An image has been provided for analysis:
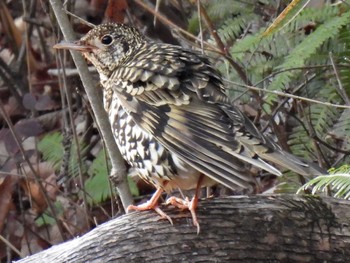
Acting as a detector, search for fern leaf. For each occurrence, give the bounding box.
[85,150,111,204]
[329,109,350,151]
[38,132,87,178]
[288,101,339,159]
[298,165,350,198]
[299,173,350,199]
[85,150,139,204]
[207,0,255,19]
[38,132,63,169]
[218,14,257,43]
[338,28,350,94]
[265,9,350,109]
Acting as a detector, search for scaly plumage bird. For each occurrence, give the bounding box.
[54,23,322,232]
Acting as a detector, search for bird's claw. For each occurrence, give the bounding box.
[166,196,200,234]
[127,203,173,225]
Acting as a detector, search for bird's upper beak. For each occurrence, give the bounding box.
[53,40,96,52]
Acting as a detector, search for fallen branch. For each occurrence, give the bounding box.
[16,195,350,262]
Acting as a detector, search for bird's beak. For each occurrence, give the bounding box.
[53,40,96,52]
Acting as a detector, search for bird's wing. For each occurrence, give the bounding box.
[116,90,283,190]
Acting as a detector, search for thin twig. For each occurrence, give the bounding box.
[261,73,318,132]
[254,63,349,87]
[0,58,25,108]
[49,0,133,211]
[0,100,66,240]
[225,79,350,110]
[0,235,23,258]
[197,0,204,53]
[64,9,95,28]
[56,51,91,227]
[313,135,350,156]
[48,66,96,76]
[133,0,220,53]
[297,102,326,168]
[196,1,252,86]
[329,52,350,105]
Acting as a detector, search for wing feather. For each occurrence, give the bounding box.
[109,42,320,191]
[119,94,281,189]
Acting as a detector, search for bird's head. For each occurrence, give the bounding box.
[54,23,145,78]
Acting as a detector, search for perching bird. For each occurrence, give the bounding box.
[54,23,322,232]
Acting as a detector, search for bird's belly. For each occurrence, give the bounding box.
[164,173,216,192]
[108,100,212,191]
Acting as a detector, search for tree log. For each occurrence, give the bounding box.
[16,195,350,262]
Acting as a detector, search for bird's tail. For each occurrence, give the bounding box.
[258,150,325,176]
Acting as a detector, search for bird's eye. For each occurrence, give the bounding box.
[101,35,113,46]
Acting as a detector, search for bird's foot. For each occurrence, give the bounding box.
[127,202,173,225]
[127,187,173,225]
[166,196,200,234]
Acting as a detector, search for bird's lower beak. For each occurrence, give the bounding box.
[53,40,95,52]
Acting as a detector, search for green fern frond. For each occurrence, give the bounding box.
[328,109,350,151]
[85,150,111,204]
[38,132,64,170]
[85,150,139,205]
[338,28,350,94]
[218,14,258,43]
[206,0,255,20]
[207,1,350,193]
[298,165,350,199]
[189,0,257,34]
[38,132,87,178]
[265,10,350,109]
[288,102,340,159]
[230,32,263,61]
[288,127,313,159]
[275,171,305,194]
[311,104,339,136]
[288,5,339,29]
[328,165,350,174]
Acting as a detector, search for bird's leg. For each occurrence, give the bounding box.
[127,183,173,225]
[166,175,204,233]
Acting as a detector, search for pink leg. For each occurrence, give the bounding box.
[127,187,173,225]
[166,175,204,233]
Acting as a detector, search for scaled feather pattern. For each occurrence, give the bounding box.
[64,23,322,192]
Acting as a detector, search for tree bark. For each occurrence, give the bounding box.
[16,195,350,263]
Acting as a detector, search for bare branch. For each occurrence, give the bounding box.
[15,195,350,263]
[49,0,133,210]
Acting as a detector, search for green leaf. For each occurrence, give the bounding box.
[35,201,63,226]
[266,9,350,108]
[38,132,87,178]
[298,165,350,199]
[85,150,140,204]
[85,150,111,204]
[38,132,63,170]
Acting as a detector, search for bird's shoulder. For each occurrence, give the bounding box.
[106,42,230,107]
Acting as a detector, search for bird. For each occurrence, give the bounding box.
[54,23,322,232]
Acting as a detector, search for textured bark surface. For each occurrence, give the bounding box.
[16,195,350,263]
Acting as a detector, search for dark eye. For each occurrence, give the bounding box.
[101,35,113,45]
